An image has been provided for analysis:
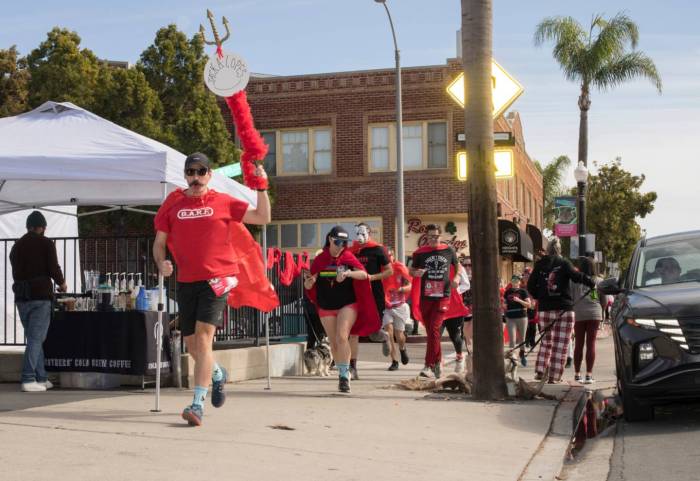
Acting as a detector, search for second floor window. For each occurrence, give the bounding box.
[369,121,448,172]
[260,127,333,176]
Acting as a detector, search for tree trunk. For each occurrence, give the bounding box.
[577,84,591,167]
[462,0,506,400]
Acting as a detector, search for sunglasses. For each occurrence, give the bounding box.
[185,167,209,177]
[331,238,348,247]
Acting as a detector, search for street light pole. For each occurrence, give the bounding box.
[375,0,405,263]
[573,161,588,257]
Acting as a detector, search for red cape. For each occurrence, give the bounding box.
[349,239,384,255]
[306,247,380,336]
[410,244,469,324]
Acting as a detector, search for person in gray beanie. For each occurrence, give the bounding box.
[10,211,67,392]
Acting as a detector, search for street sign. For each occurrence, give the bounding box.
[446,59,524,118]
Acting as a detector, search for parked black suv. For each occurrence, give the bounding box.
[599,230,700,421]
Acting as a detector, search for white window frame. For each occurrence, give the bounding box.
[265,218,383,251]
[264,127,333,176]
[368,120,448,172]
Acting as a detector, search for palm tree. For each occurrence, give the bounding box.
[535,155,572,230]
[534,13,662,167]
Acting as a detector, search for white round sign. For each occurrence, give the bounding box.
[203,51,250,97]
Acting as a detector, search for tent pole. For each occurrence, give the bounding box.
[262,227,271,390]
[152,182,167,413]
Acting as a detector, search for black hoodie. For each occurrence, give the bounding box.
[527,255,594,311]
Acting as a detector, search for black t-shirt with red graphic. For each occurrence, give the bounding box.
[355,245,390,314]
[411,246,458,299]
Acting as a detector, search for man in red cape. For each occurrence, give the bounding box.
[154,152,278,426]
[409,224,468,378]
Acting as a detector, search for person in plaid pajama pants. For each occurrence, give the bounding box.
[535,310,575,382]
[527,238,594,383]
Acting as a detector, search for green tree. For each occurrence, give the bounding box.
[535,155,572,230]
[138,25,237,167]
[534,13,662,167]
[0,45,29,117]
[25,28,101,108]
[586,158,656,269]
[92,66,170,144]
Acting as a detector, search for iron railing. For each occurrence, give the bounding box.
[1,236,307,347]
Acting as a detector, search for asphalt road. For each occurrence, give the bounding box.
[609,402,700,481]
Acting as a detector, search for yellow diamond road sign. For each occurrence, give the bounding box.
[447,59,524,118]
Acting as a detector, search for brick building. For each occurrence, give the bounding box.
[222,58,544,279]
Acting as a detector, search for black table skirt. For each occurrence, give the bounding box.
[44,311,171,376]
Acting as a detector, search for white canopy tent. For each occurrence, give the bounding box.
[0,101,262,409]
[0,101,257,213]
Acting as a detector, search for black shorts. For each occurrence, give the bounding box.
[177,281,228,336]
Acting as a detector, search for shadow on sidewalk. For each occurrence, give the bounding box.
[0,383,135,413]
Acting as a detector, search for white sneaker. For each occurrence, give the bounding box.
[419,366,434,378]
[454,357,465,373]
[42,380,54,390]
[21,381,47,392]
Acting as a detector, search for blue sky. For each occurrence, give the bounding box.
[2,0,698,238]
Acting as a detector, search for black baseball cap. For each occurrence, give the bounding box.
[325,225,350,247]
[184,152,211,170]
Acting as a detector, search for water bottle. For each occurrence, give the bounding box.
[136,286,148,311]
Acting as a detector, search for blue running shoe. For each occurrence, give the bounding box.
[211,366,228,408]
[182,404,203,426]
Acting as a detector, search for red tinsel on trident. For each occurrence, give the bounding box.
[224,91,269,191]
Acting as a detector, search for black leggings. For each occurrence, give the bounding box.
[440,317,464,355]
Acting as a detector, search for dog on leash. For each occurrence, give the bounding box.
[303,338,332,376]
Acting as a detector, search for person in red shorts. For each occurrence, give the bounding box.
[409,224,468,378]
[153,152,272,426]
[304,226,380,393]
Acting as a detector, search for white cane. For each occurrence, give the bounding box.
[152,182,167,413]
[152,273,164,412]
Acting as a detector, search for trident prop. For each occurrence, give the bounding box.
[199,9,230,56]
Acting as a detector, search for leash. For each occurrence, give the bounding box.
[505,288,593,358]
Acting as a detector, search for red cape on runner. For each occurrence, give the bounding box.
[306,247,380,336]
[409,243,469,324]
[158,189,279,312]
[349,239,383,255]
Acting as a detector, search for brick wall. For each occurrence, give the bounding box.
[220,59,543,250]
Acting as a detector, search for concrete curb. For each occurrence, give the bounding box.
[519,384,587,481]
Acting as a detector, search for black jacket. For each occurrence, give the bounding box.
[527,255,594,311]
[10,231,65,300]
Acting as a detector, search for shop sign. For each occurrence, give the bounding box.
[406,218,469,254]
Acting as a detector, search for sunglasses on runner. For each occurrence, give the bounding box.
[331,238,348,247]
[185,167,209,177]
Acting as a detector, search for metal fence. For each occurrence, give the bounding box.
[1,236,307,347]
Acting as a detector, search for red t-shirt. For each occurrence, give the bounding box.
[154,189,249,283]
[382,261,412,308]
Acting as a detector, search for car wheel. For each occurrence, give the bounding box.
[620,379,654,422]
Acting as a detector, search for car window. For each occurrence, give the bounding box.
[635,237,700,287]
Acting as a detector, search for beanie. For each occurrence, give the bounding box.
[26,211,47,229]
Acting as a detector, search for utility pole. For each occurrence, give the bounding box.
[462,0,507,399]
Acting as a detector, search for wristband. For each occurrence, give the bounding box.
[256,188,268,192]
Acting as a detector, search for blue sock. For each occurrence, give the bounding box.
[212,363,223,382]
[192,386,208,408]
[337,362,350,380]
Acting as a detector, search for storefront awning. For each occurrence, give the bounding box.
[498,219,534,262]
[526,224,544,256]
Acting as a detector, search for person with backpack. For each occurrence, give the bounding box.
[527,238,595,384]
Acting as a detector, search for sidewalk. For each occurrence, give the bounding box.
[0,343,581,481]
